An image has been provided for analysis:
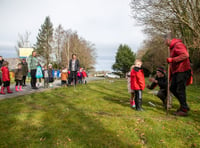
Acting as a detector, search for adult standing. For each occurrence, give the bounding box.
[21,58,28,86]
[0,56,4,89]
[27,51,39,89]
[165,36,192,116]
[68,54,80,85]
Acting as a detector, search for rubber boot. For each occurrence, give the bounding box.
[7,86,13,93]
[19,86,22,91]
[138,98,143,111]
[15,86,19,92]
[0,87,6,95]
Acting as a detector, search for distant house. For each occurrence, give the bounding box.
[4,58,21,70]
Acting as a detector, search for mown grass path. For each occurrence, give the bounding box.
[0,79,200,148]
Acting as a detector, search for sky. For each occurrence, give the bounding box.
[0,0,145,71]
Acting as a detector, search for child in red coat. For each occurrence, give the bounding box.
[0,61,13,94]
[130,60,145,111]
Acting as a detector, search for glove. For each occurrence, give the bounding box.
[167,58,173,63]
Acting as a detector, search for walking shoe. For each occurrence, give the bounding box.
[174,110,188,116]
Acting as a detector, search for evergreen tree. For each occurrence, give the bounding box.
[112,44,136,76]
[35,16,53,65]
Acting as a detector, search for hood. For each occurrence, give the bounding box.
[170,38,182,49]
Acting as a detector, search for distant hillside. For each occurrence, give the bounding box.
[0,45,17,58]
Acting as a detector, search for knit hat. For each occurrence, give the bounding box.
[157,66,166,74]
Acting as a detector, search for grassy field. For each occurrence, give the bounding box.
[0,79,200,148]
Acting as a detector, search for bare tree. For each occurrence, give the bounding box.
[15,31,31,57]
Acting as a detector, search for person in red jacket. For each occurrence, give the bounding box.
[0,61,13,94]
[130,59,145,111]
[165,36,192,116]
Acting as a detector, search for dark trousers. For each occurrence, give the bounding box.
[170,70,191,111]
[23,76,26,85]
[157,89,167,104]
[69,71,77,85]
[30,69,37,88]
[16,80,23,86]
[3,81,10,87]
[0,73,2,86]
[134,90,142,110]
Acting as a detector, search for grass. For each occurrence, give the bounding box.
[0,79,200,148]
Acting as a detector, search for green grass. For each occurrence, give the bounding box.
[0,79,200,148]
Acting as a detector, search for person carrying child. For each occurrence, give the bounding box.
[147,67,168,107]
[15,63,23,92]
[127,65,135,108]
[0,61,13,94]
[130,60,145,111]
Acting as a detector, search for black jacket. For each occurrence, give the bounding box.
[149,75,167,90]
[69,59,80,72]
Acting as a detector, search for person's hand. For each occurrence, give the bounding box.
[167,58,173,63]
[149,78,155,82]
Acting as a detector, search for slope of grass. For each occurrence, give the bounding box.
[0,79,200,148]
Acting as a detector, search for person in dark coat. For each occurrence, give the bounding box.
[0,56,4,88]
[147,67,168,107]
[68,54,80,85]
[21,59,28,86]
[165,36,192,116]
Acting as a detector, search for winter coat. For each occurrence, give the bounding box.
[130,67,145,90]
[169,39,191,74]
[1,66,10,81]
[27,55,38,70]
[82,71,87,78]
[69,59,80,72]
[148,75,167,90]
[61,70,68,81]
[15,69,23,80]
[48,68,54,82]
[21,62,28,76]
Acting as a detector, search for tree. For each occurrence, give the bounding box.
[112,44,136,76]
[35,16,54,65]
[53,24,65,66]
[130,0,200,72]
[15,31,31,57]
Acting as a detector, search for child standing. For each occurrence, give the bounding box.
[43,65,49,88]
[0,61,13,94]
[48,64,54,88]
[130,60,145,111]
[127,65,135,108]
[82,68,87,84]
[61,67,68,86]
[15,63,23,91]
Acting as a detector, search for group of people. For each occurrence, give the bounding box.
[0,51,87,95]
[127,36,192,116]
[0,56,28,94]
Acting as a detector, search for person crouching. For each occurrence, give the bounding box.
[130,60,145,111]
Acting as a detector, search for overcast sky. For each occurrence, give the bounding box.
[0,0,145,71]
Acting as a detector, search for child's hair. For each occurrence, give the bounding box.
[2,61,9,66]
[130,65,135,71]
[17,63,22,67]
[134,59,143,65]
